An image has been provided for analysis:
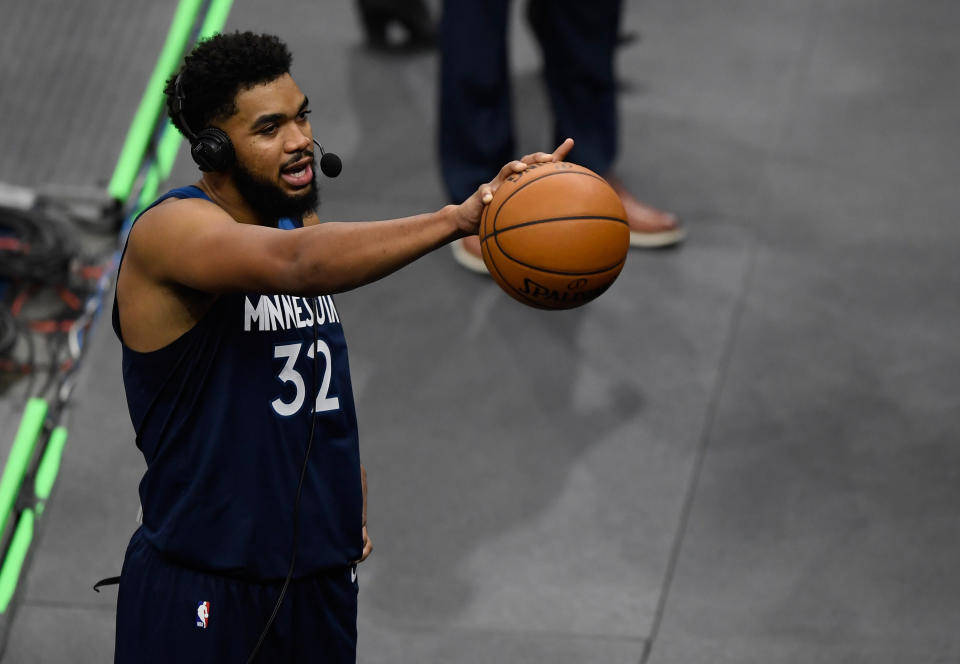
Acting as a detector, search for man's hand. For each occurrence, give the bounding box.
[358,525,372,563]
[453,138,575,235]
[357,464,372,563]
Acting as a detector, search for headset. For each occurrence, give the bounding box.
[172,73,342,177]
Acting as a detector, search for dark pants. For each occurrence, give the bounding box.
[114,528,358,663]
[439,0,623,202]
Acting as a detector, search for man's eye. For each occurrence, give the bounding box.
[298,110,312,121]
[260,125,277,135]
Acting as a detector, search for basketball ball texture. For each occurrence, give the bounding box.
[479,161,629,310]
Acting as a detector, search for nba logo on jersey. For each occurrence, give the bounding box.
[196,601,210,629]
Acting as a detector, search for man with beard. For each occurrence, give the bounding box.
[110,31,572,663]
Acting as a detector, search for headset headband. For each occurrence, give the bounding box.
[172,73,198,142]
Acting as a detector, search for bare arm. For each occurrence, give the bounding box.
[126,139,574,297]
[128,201,464,296]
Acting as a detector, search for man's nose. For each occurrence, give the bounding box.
[285,128,311,153]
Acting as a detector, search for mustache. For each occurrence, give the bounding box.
[280,151,315,171]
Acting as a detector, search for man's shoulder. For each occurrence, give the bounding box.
[132,193,232,239]
[141,192,224,221]
[122,195,237,283]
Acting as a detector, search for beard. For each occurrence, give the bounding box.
[230,156,319,226]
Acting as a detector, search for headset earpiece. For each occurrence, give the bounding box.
[190,127,235,172]
[173,73,235,172]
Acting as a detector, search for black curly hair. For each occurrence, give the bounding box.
[164,31,293,138]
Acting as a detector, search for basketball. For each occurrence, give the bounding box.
[479,161,629,310]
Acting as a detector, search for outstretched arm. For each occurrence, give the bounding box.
[126,139,575,297]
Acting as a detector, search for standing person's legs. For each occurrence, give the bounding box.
[355,0,436,51]
[440,0,515,272]
[439,0,513,203]
[527,0,620,175]
[529,0,685,247]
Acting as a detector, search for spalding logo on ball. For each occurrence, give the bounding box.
[479,161,629,310]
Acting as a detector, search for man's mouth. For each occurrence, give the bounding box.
[281,157,314,188]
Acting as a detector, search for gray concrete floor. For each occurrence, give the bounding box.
[1,0,959,662]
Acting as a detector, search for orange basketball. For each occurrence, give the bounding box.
[479,161,629,310]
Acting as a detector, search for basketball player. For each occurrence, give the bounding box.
[110,31,571,662]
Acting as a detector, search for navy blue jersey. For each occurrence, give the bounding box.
[112,186,363,580]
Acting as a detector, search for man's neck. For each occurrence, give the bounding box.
[195,174,264,226]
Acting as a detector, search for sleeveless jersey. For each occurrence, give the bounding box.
[112,185,362,580]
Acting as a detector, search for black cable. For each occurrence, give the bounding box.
[245,303,321,663]
[0,202,101,399]
[0,205,73,284]
[0,314,36,397]
[0,305,16,357]
[20,316,36,397]
[36,333,64,400]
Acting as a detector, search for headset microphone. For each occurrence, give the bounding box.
[313,139,343,178]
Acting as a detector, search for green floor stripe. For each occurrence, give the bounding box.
[133,124,182,217]
[34,426,68,503]
[198,0,234,38]
[0,398,47,540]
[0,509,34,614]
[155,120,184,179]
[107,0,205,203]
[132,0,235,215]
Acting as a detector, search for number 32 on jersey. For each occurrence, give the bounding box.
[271,340,340,416]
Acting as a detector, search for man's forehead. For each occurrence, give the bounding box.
[233,74,305,117]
